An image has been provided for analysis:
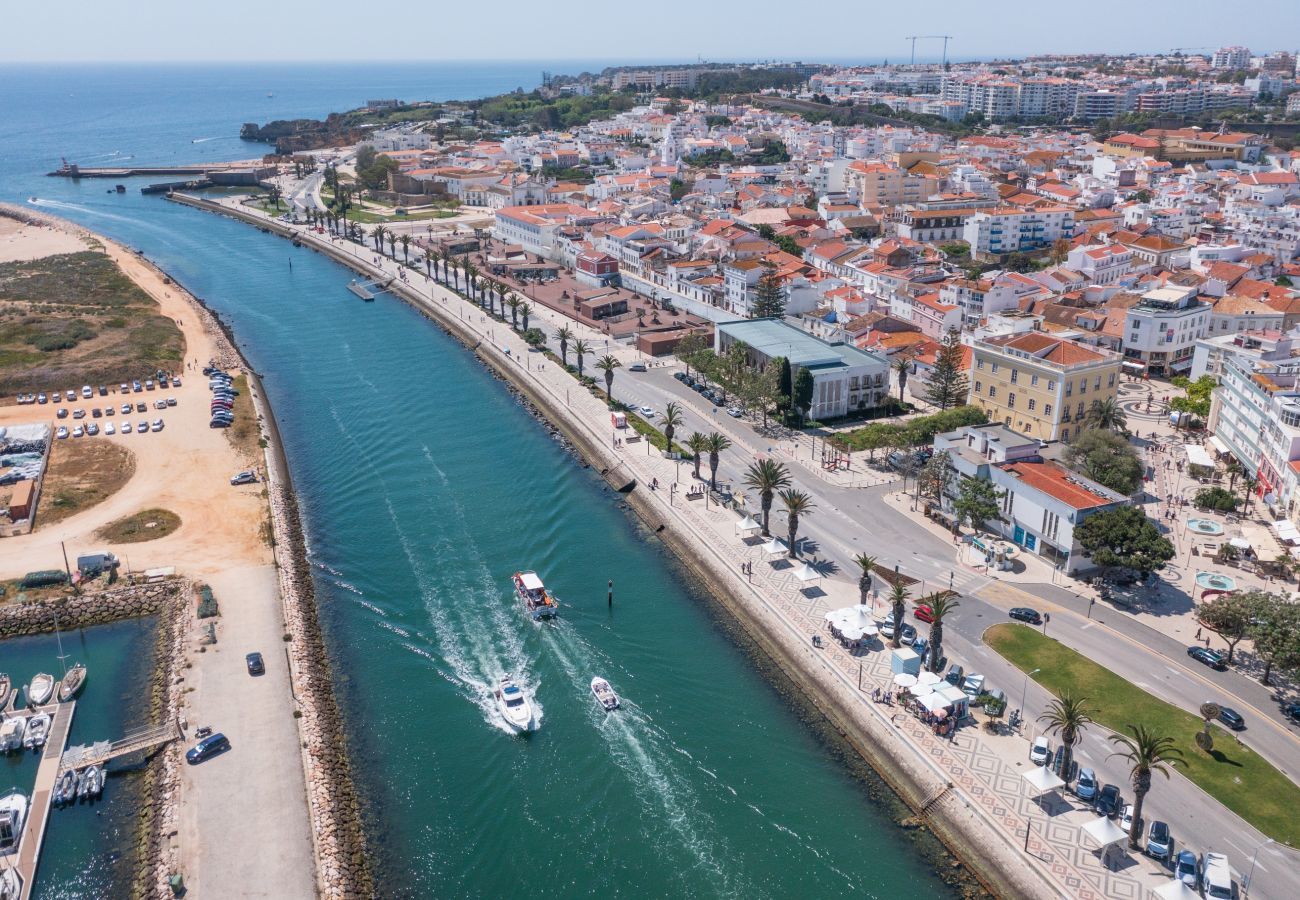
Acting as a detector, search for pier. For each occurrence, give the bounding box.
[347,276,393,301]
[47,161,269,180]
[9,699,75,900]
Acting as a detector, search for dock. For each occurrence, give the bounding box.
[347,276,392,301]
[10,699,75,900]
[46,162,265,179]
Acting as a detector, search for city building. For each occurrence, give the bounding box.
[962,207,1075,258]
[1121,286,1211,376]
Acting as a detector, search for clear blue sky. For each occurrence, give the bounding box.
[9,0,1297,64]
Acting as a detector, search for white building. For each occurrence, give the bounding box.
[1121,286,1211,376]
[1212,46,1252,70]
[962,207,1075,258]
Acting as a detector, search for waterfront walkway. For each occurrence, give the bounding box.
[13,700,75,900]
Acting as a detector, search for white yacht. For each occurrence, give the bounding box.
[494,676,536,733]
[590,677,620,712]
[0,791,27,852]
[0,866,19,900]
[0,719,24,754]
[22,713,50,751]
[27,674,54,708]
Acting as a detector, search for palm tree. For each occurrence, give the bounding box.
[267,185,282,209]
[464,260,480,300]
[596,355,622,402]
[892,356,911,402]
[854,554,878,606]
[1084,397,1128,434]
[573,339,590,379]
[779,488,815,558]
[519,302,532,332]
[704,432,732,490]
[1108,725,1184,849]
[1240,474,1258,516]
[451,259,462,292]
[921,593,960,674]
[554,325,574,366]
[399,233,411,264]
[687,432,708,480]
[659,402,684,450]
[371,225,386,252]
[424,251,433,279]
[386,231,397,258]
[437,249,451,283]
[888,583,910,649]
[471,277,484,307]
[743,459,791,536]
[1038,694,1095,786]
[506,294,522,328]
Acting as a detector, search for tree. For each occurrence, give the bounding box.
[573,339,590,379]
[889,583,910,649]
[596,355,622,402]
[519,302,532,332]
[1249,593,1300,685]
[917,451,952,505]
[506,294,521,329]
[1062,428,1143,495]
[674,332,710,377]
[751,268,787,319]
[920,593,960,674]
[744,459,792,536]
[1038,694,1094,786]
[892,355,912,402]
[1197,590,1256,663]
[740,364,781,427]
[776,356,793,423]
[854,554,878,605]
[1169,375,1215,421]
[686,432,708,480]
[267,185,282,209]
[792,367,815,425]
[1075,506,1175,579]
[386,230,397,258]
[1194,486,1238,512]
[1083,397,1128,435]
[399,233,411,264]
[704,432,732,489]
[659,402,684,450]
[372,225,387,252]
[553,325,574,366]
[925,328,970,410]
[1108,724,1184,850]
[953,477,1003,535]
[521,328,546,348]
[779,488,815,558]
[1049,237,1071,264]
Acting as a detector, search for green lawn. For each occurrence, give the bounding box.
[986,623,1300,845]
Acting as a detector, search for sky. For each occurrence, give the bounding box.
[6,0,1298,64]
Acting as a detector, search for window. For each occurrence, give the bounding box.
[1065,381,1073,397]
[977,358,985,369]
[1010,368,1019,384]
[1061,427,1069,441]
[1045,403,1053,416]
[991,363,1000,374]
[1107,372,1116,387]
[988,386,997,399]
[974,381,983,394]
[1076,402,1084,419]
[1079,379,1087,395]
[1008,393,1016,409]
[1047,380,1056,391]
[1094,376,1101,391]
[1028,398,1036,411]
[1031,374,1039,386]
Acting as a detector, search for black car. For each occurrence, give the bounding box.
[185,733,230,764]
[1217,707,1245,730]
[1187,646,1227,670]
[246,652,265,676]
[1096,783,1122,818]
[945,663,964,686]
[1284,701,1300,723]
[1009,607,1042,625]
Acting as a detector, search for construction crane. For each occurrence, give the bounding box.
[1169,47,1214,54]
[906,35,953,67]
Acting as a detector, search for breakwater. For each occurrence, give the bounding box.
[167,192,1044,899]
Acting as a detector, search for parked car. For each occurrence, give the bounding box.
[55,426,69,440]
[80,385,92,398]
[627,362,647,372]
[1075,768,1098,801]
[37,393,48,404]
[1146,820,1172,861]
[726,407,743,418]
[64,390,75,401]
[1120,803,1136,834]
[166,397,177,407]
[154,399,167,410]
[898,623,917,646]
[104,406,114,416]
[673,372,687,383]
[56,408,68,419]
[1187,646,1227,670]
[104,423,115,436]
[72,408,85,419]
[944,663,964,686]
[246,652,265,676]
[879,613,896,639]
[185,733,231,764]
[912,636,929,664]
[86,423,99,436]
[1175,849,1200,888]
[1216,706,1245,730]
[131,380,142,392]
[121,403,132,414]
[151,419,164,432]
[230,471,258,486]
[135,402,147,413]
[1009,607,1043,624]
[120,382,130,393]
[1283,701,1300,723]
[1096,784,1121,818]
[171,377,181,387]
[98,385,108,396]
[144,379,155,391]
[1029,736,1050,766]
[137,420,149,433]
[121,422,132,434]
[962,673,985,698]
[91,407,102,418]
[914,604,935,623]
[1201,852,1233,900]
[71,425,84,438]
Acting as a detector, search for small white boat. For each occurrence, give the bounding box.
[53,769,78,806]
[27,673,54,707]
[77,766,103,801]
[23,713,51,751]
[590,676,620,711]
[0,674,11,713]
[1,866,19,900]
[495,675,536,733]
[0,718,25,753]
[58,663,86,703]
[512,570,559,620]
[0,791,28,851]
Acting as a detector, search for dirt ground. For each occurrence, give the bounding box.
[36,437,136,528]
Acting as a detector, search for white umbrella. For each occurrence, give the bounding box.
[1153,879,1201,900]
[893,673,918,688]
[1081,815,1127,849]
[917,671,942,687]
[920,692,951,714]
[735,515,761,535]
[1228,537,1252,551]
[859,623,879,637]
[794,562,822,583]
[910,681,935,698]
[842,627,864,641]
[1022,766,1064,796]
[763,537,787,557]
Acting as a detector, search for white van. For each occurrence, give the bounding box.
[1201,852,1233,899]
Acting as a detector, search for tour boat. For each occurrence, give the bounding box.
[22,713,50,751]
[0,674,11,713]
[494,675,536,733]
[58,663,86,703]
[53,769,78,806]
[77,766,104,801]
[0,718,24,754]
[590,676,620,712]
[512,570,559,620]
[27,674,54,707]
[0,791,28,851]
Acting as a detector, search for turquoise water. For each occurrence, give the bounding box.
[0,618,158,899]
[1,66,962,898]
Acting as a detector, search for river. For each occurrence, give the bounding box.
[1,63,963,898]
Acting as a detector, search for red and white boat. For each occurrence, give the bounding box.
[512,571,559,620]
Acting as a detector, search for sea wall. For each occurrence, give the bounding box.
[0,580,180,638]
[166,193,1050,899]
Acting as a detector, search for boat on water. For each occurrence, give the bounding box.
[77,765,103,801]
[0,866,19,900]
[0,674,11,712]
[495,675,536,733]
[0,790,28,851]
[58,663,86,703]
[53,768,78,806]
[22,713,50,751]
[27,673,54,707]
[0,718,24,754]
[590,676,620,711]
[512,570,559,620]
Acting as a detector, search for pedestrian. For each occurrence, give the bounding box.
[1195,626,1202,639]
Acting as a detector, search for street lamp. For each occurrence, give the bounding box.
[1019,668,1041,732]
[1245,838,1275,896]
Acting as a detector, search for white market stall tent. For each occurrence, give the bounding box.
[735,515,762,536]
[1022,765,1064,797]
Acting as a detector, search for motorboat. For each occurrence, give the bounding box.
[27,673,54,707]
[53,769,78,806]
[0,674,11,713]
[0,866,19,900]
[77,766,103,801]
[58,663,86,703]
[0,718,24,754]
[590,676,620,712]
[0,791,27,851]
[494,675,536,733]
[23,713,51,751]
[512,570,559,620]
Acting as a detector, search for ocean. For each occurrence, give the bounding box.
[0,62,960,898]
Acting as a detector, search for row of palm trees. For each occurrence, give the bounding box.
[736,457,816,558]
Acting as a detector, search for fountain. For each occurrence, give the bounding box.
[1187,519,1224,536]
[1195,572,1237,592]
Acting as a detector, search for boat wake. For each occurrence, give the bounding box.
[191,137,219,143]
